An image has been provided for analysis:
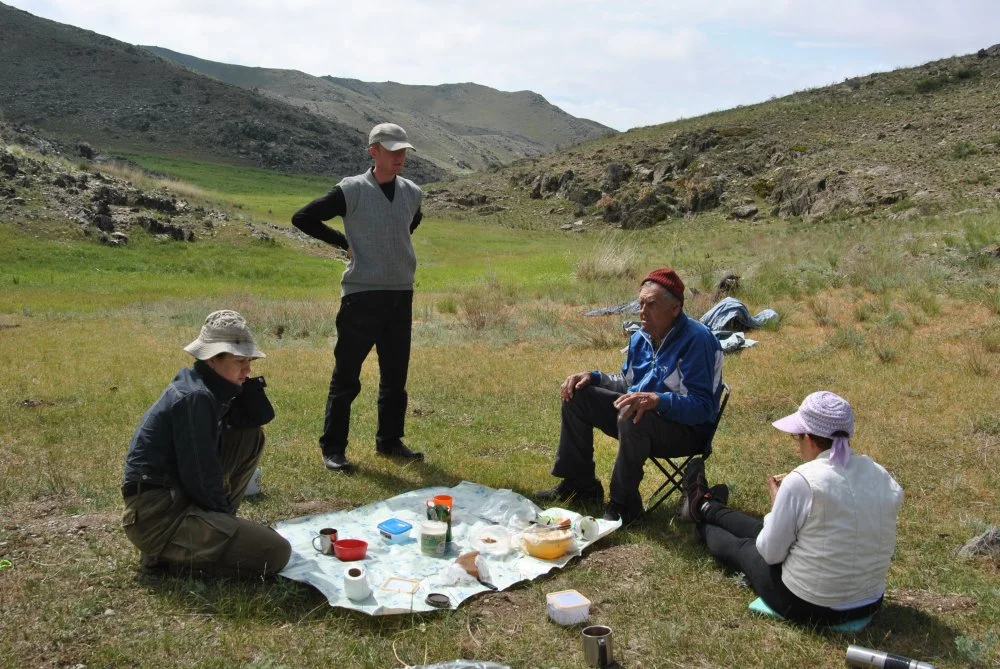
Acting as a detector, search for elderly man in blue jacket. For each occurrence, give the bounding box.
[536,268,724,525]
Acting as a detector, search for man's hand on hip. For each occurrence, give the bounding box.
[613,392,660,423]
[560,372,592,401]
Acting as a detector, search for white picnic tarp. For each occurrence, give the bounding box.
[274,481,620,615]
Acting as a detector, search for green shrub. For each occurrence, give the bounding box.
[915,76,945,94]
[437,296,458,314]
[905,287,941,316]
[952,141,977,159]
[854,301,874,322]
[750,179,775,199]
[875,345,897,363]
[954,66,981,81]
[807,297,833,326]
[575,235,640,282]
[955,631,998,668]
[983,330,1000,354]
[965,346,992,378]
[827,326,865,351]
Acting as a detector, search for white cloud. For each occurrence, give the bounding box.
[6,1,1000,130]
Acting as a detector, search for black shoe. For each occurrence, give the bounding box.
[677,458,712,524]
[603,500,641,526]
[323,451,353,472]
[375,440,424,461]
[534,478,604,506]
[139,552,167,574]
[709,483,730,506]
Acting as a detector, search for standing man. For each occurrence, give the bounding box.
[292,123,424,472]
[535,268,724,525]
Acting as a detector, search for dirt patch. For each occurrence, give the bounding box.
[3,497,118,536]
[580,543,654,577]
[18,398,54,408]
[287,500,349,517]
[473,588,535,612]
[887,588,978,614]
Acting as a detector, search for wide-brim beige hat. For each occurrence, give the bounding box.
[183,309,265,360]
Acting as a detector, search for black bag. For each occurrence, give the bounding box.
[227,376,275,428]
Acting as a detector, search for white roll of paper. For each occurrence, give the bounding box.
[343,565,371,601]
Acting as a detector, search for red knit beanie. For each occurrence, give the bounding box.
[642,268,685,303]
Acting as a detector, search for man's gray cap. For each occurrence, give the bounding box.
[368,123,416,151]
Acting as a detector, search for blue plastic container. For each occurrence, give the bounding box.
[377,518,413,544]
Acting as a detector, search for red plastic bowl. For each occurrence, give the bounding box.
[333,538,368,561]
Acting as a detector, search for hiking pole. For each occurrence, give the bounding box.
[845,644,935,669]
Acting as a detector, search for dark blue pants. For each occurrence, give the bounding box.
[320,290,412,454]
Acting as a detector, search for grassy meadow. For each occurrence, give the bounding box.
[1,157,999,668]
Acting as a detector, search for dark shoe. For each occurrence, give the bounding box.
[677,458,712,524]
[323,451,353,472]
[709,483,730,506]
[534,478,604,506]
[376,440,424,461]
[603,500,641,526]
[139,552,166,574]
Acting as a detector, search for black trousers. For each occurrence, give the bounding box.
[552,385,703,515]
[320,290,413,454]
[698,501,884,625]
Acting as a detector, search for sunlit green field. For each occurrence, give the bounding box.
[1,155,999,668]
[113,151,337,224]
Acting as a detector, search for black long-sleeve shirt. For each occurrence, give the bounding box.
[291,173,423,251]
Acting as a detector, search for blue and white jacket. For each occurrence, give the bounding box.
[591,312,724,437]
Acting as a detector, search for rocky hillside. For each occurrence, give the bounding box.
[427,46,1000,229]
[144,46,615,173]
[0,121,307,248]
[0,2,442,183]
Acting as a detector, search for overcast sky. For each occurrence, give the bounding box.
[8,1,999,131]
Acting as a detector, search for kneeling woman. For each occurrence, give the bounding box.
[121,310,291,578]
[683,391,904,625]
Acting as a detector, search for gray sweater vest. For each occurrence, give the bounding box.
[337,171,422,296]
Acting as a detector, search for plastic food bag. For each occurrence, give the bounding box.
[474,488,540,531]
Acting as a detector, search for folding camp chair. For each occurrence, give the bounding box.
[644,383,731,514]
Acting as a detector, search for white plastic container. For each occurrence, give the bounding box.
[377,518,413,544]
[546,589,591,626]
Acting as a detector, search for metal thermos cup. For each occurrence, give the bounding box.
[846,644,936,669]
[581,625,613,668]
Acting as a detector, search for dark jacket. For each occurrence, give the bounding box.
[123,361,241,514]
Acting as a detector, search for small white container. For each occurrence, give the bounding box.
[377,518,413,544]
[546,589,591,626]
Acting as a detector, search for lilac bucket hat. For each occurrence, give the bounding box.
[183,310,265,361]
[772,391,854,465]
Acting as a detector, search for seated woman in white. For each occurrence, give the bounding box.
[681,391,904,625]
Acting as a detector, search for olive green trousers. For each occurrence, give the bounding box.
[122,427,291,579]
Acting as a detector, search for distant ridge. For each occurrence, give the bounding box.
[424,45,1000,227]
[144,46,615,173]
[0,2,442,182]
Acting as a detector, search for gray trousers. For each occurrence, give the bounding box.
[552,385,703,515]
[122,427,291,579]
